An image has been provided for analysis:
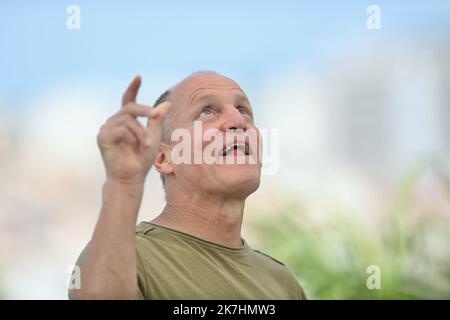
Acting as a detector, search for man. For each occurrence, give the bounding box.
[69,71,306,300]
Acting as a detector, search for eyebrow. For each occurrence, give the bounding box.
[190,93,218,107]
[235,94,251,106]
[190,92,251,108]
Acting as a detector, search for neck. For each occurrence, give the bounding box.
[151,193,246,248]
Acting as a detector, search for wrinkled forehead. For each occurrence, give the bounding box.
[169,73,245,107]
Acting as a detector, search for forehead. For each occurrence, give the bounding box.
[170,73,246,106]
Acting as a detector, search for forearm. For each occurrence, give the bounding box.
[70,179,144,299]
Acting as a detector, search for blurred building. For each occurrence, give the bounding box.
[324,44,450,177]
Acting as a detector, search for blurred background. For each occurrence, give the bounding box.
[1,0,449,299]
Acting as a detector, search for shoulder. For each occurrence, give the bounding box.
[250,248,290,277]
[135,222,166,248]
[135,222,159,270]
[136,221,156,237]
[252,249,286,266]
[252,249,308,300]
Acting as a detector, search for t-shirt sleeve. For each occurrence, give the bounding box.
[135,236,149,300]
[286,269,308,300]
[136,285,145,300]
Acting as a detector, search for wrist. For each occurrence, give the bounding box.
[103,178,145,198]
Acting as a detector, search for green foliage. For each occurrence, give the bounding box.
[249,169,450,299]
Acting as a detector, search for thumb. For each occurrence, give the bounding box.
[146,101,172,139]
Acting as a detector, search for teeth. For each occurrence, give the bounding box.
[222,144,250,156]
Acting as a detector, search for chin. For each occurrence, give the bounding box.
[217,164,261,197]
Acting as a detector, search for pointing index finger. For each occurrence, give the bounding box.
[122,75,142,107]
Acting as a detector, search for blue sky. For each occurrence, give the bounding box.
[1,0,449,104]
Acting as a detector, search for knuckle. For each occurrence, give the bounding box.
[97,128,107,144]
[116,126,127,136]
[107,113,119,122]
[123,105,139,116]
[96,132,103,143]
[123,113,135,122]
[97,124,107,136]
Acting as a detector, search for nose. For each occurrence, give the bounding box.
[219,107,248,132]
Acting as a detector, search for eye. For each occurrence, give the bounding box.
[200,107,212,116]
[238,107,249,116]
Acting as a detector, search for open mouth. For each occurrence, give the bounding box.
[221,143,250,156]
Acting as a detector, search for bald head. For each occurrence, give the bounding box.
[153,71,243,107]
[170,71,243,104]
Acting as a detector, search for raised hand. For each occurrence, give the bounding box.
[97,75,171,186]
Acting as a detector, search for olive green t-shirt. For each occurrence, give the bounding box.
[135,222,307,300]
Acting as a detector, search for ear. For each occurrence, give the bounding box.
[154,146,174,176]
